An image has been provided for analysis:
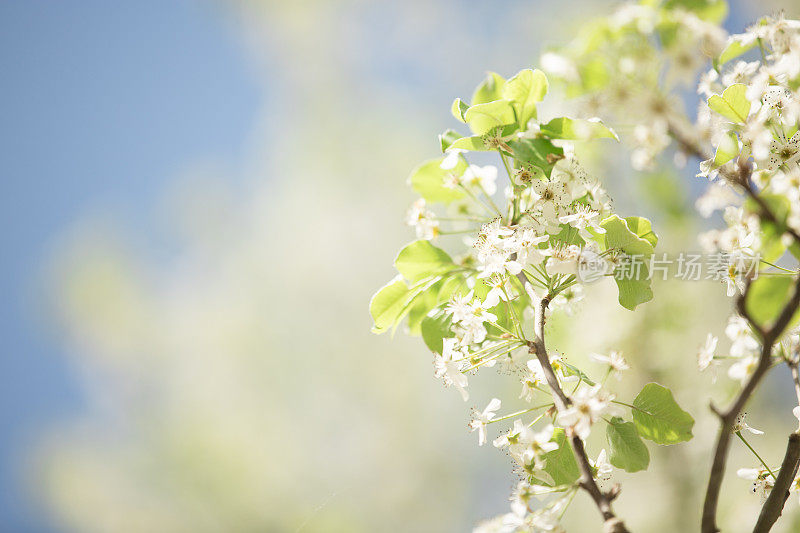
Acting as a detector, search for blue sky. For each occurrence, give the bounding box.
[0,1,259,530]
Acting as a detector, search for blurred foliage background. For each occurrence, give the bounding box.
[2,0,800,532]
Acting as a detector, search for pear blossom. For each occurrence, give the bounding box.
[557,385,611,439]
[697,333,718,372]
[469,398,501,445]
[559,204,605,241]
[405,199,439,240]
[737,467,775,501]
[440,148,466,169]
[592,449,613,480]
[435,338,470,401]
[767,131,800,171]
[726,315,760,357]
[728,354,759,383]
[531,179,571,212]
[547,244,581,275]
[590,350,629,379]
[462,164,499,195]
[733,412,764,435]
[508,226,550,265]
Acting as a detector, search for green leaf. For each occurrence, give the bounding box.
[745,193,791,262]
[464,99,516,135]
[370,277,411,333]
[708,84,751,123]
[559,360,595,386]
[600,215,656,256]
[395,240,455,283]
[502,68,548,129]
[439,129,463,152]
[632,383,694,445]
[614,275,653,311]
[712,130,740,167]
[421,311,453,353]
[471,72,506,105]
[407,281,442,335]
[538,428,580,487]
[508,138,563,176]
[718,37,757,66]
[449,135,490,152]
[623,216,659,248]
[599,215,656,310]
[744,276,800,330]
[409,159,466,204]
[606,417,650,472]
[540,117,618,141]
[451,98,469,123]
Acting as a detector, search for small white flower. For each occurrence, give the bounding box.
[726,315,760,357]
[592,449,613,481]
[440,148,466,170]
[767,131,800,171]
[697,334,718,372]
[470,398,501,446]
[405,199,439,240]
[557,385,611,440]
[728,354,759,383]
[733,412,764,435]
[737,467,774,501]
[434,339,470,401]
[445,292,474,323]
[695,183,740,218]
[547,244,581,275]
[526,358,548,384]
[551,285,584,315]
[482,275,511,309]
[462,164,499,195]
[590,350,629,380]
[559,204,605,241]
[508,226,550,265]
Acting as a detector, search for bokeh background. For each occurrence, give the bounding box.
[2,0,800,531]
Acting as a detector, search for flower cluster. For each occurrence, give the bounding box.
[686,11,800,517]
[377,2,800,530]
[543,1,728,171]
[372,64,694,532]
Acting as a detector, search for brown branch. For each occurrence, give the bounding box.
[668,121,800,244]
[753,433,800,532]
[668,120,800,532]
[529,296,630,533]
[702,275,800,533]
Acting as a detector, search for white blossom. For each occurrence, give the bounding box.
[470,398,502,445]
[557,385,611,440]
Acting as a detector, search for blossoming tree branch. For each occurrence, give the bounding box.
[370,1,800,531]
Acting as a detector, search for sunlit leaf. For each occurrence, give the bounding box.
[606,417,650,472]
[632,383,694,445]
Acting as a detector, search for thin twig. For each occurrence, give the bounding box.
[668,121,800,533]
[753,433,800,533]
[528,296,630,533]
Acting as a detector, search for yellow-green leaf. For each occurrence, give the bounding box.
[409,159,466,204]
[471,72,506,105]
[502,68,548,129]
[632,383,694,445]
[708,84,751,123]
[606,417,650,472]
[451,98,468,123]
[464,99,516,135]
